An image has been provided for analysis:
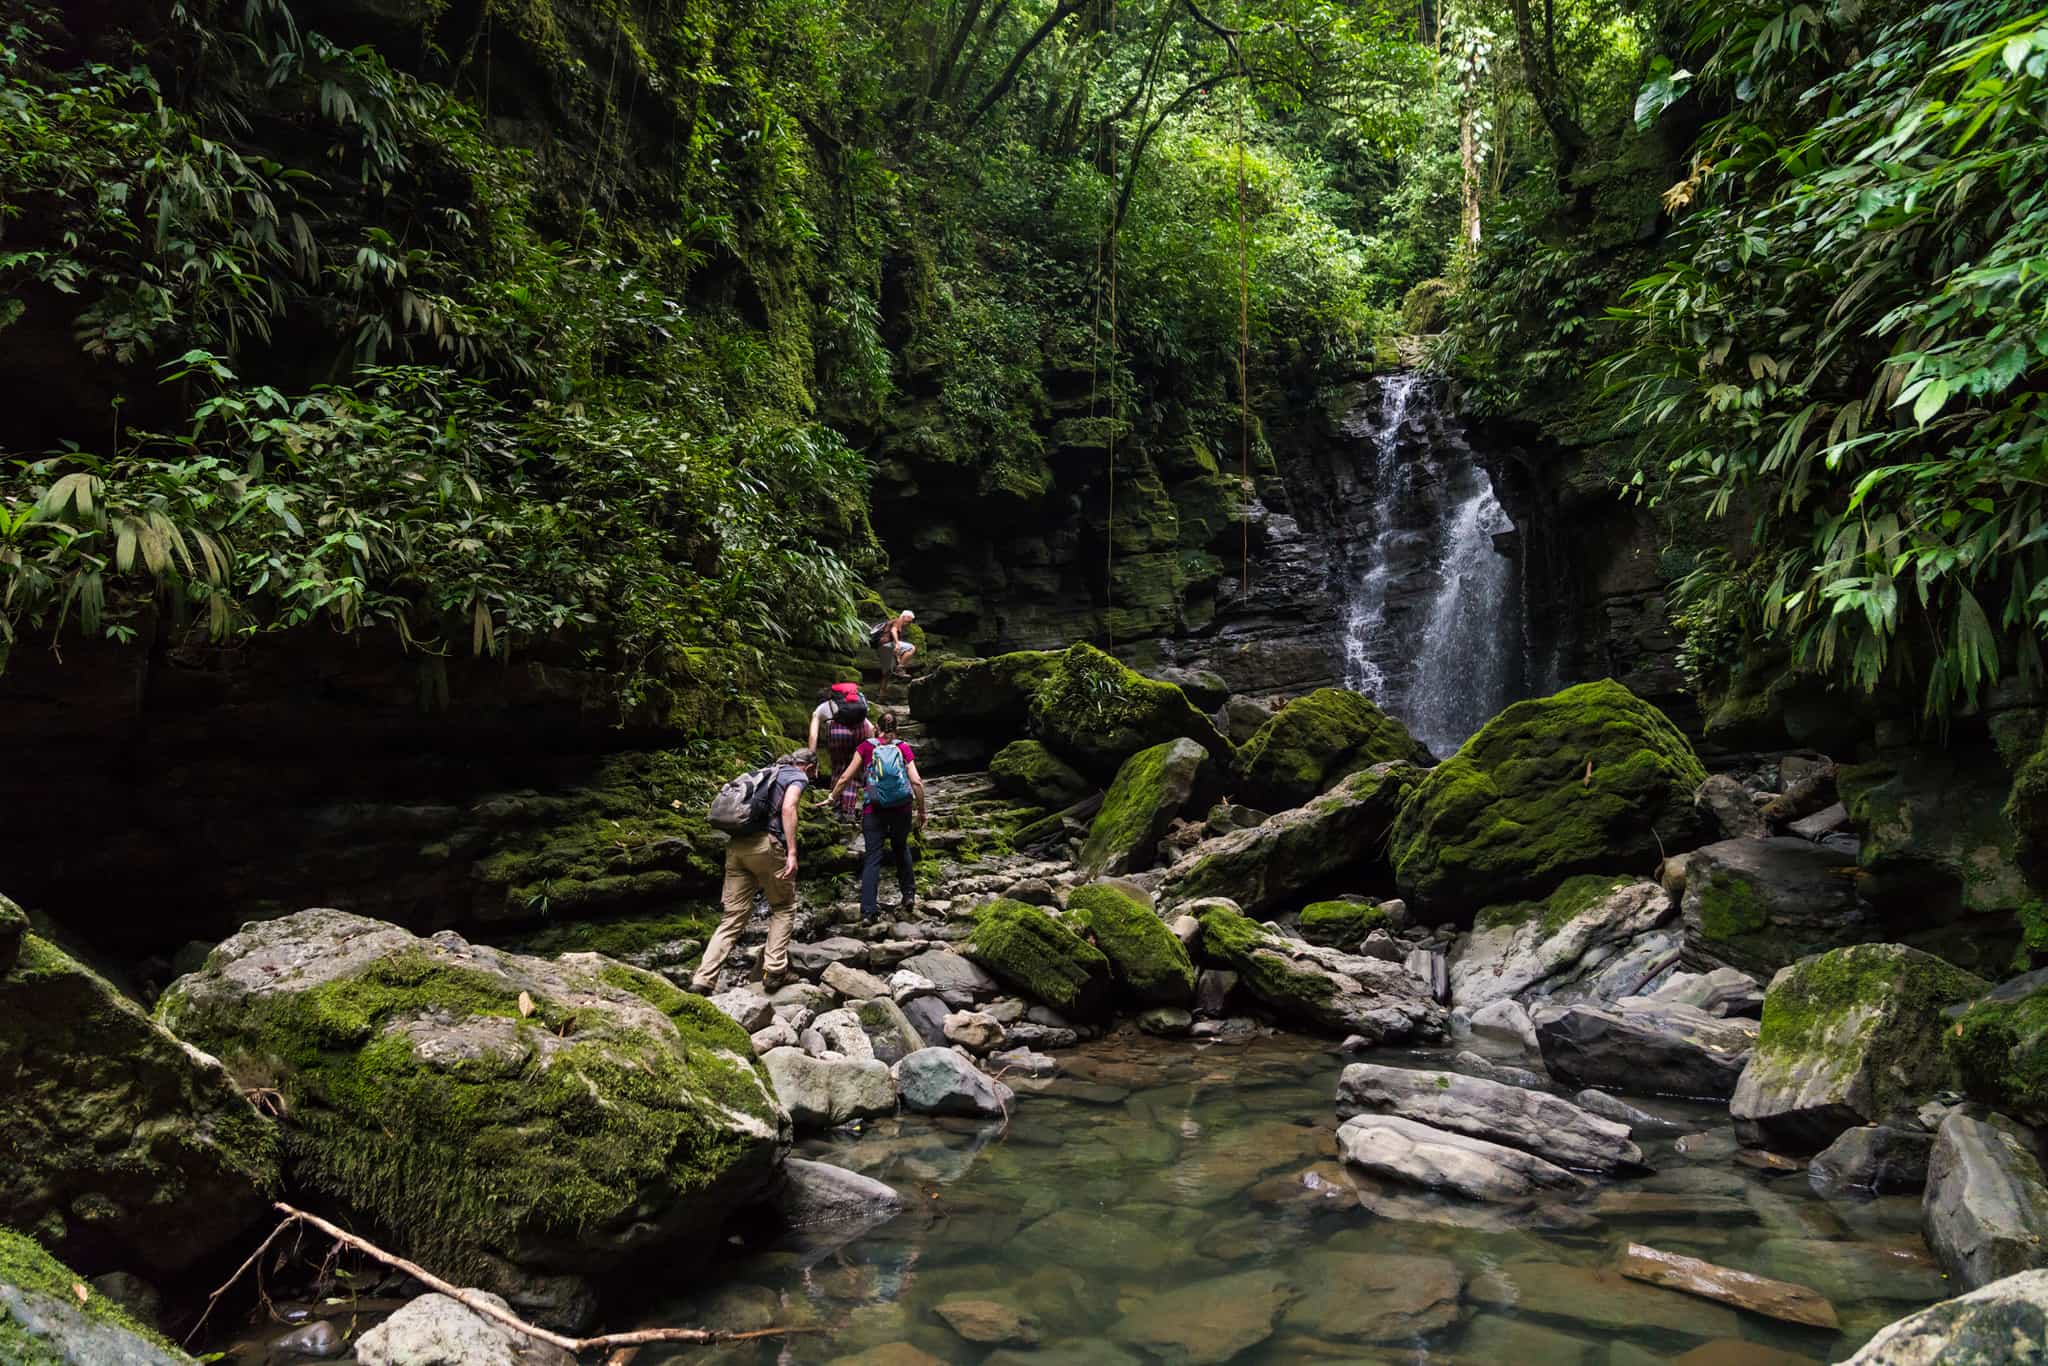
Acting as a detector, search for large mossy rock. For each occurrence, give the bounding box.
[965,899,1113,1020]
[1389,680,1708,916]
[1730,944,1989,1152]
[1065,883,1196,1007]
[908,651,1061,736]
[1681,837,1876,978]
[1027,643,1232,779]
[157,910,787,1326]
[0,1227,193,1364]
[1234,688,1430,809]
[1161,764,1421,917]
[0,911,278,1281]
[988,740,1092,808]
[1841,746,2030,925]
[1298,900,1393,949]
[1194,904,1447,1042]
[1947,968,2048,1125]
[1079,738,1208,875]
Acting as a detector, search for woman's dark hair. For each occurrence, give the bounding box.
[877,710,899,734]
[818,685,834,701]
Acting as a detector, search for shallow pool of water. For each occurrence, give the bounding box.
[623,1030,1947,1365]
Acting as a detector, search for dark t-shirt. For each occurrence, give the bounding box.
[764,766,810,842]
[855,739,916,813]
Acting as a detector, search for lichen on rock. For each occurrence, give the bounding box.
[1065,883,1197,1007]
[966,898,1114,1019]
[1235,688,1430,809]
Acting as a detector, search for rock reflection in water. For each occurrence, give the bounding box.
[625,1031,1946,1364]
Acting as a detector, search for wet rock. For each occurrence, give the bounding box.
[892,1047,1014,1117]
[1080,738,1209,876]
[1470,999,1539,1050]
[157,911,785,1327]
[896,948,1001,1006]
[357,1291,575,1366]
[1923,1110,2048,1289]
[0,925,279,1280]
[1452,1049,1550,1091]
[1193,969,1239,1017]
[1789,801,1851,841]
[1335,1113,1590,1201]
[1839,745,2029,920]
[1447,879,1679,1013]
[1536,999,1758,1099]
[1697,774,1768,840]
[935,1297,1039,1346]
[761,1048,896,1129]
[1005,1021,1080,1049]
[1751,1236,1947,1304]
[1842,1267,2048,1364]
[1810,1125,1935,1196]
[1639,966,1765,1018]
[270,1318,345,1357]
[1279,1251,1462,1342]
[1734,1148,1808,1175]
[1109,1268,1295,1365]
[1947,966,2048,1126]
[1160,763,1422,916]
[708,986,775,1031]
[1194,902,1447,1043]
[845,997,924,1065]
[1336,1062,1642,1172]
[1028,644,1234,779]
[989,1047,1058,1076]
[1138,1007,1193,1036]
[1730,944,1987,1151]
[771,1159,904,1230]
[1148,667,1231,712]
[1468,1260,1742,1343]
[1574,1088,1687,1136]
[942,1010,1006,1052]
[822,962,891,1001]
[1681,837,1876,977]
[1617,1242,1838,1330]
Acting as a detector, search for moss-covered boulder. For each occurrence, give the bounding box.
[909,651,1061,736]
[1066,883,1197,1007]
[966,899,1113,1020]
[157,910,786,1327]
[1235,689,1430,809]
[1297,900,1393,948]
[988,740,1092,808]
[1841,746,2030,922]
[0,1227,193,1364]
[1194,904,1446,1041]
[1947,968,2048,1126]
[1080,738,1209,876]
[0,894,24,975]
[1027,643,1232,779]
[1680,837,1876,978]
[1162,763,1421,917]
[1390,679,1709,916]
[1729,944,1989,1152]
[0,915,278,1281]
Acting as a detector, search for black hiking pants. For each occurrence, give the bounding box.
[861,803,915,922]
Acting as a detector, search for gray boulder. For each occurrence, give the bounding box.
[1452,1050,1549,1091]
[1335,1113,1590,1202]
[820,962,891,1001]
[896,949,1000,1007]
[1810,1125,1936,1196]
[0,1227,194,1365]
[1468,999,1538,1051]
[1573,1088,1686,1136]
[707,986,774,1032]
[1730,943,1988,1151]
[893,1047,1014,1117]
[1446,879,1679,1013]
[1335,1062,1642,1172]
[1637,965,1764,1017]
[1536,999,1757,1099]
[1923,1111,2048,1289]
[845,996,925,1064]
[901,995,951,1047]
[1194,904,1447,1043]
[1696,773,1767,840]
[761,1048,896,1129]
[1681,837,1876,977]
[1843,1268,2048,1365]
[356,1291,574,1366]
[768,1158,904,1231]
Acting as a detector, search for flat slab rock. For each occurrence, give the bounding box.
[1109,1268,1295,1365]
[1618,1242,1839,1329]
[1334,1062,1643,1173]
[1536,999,1757,1099]
[1336,1112,1589,1202]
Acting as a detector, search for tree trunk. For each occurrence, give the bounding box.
[966,0,1084,128]
[1459,99,1481,246]
[1509,0,1588,181]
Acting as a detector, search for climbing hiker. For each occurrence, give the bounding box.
[825,711,925,924]
[808,682,875,823]
[694,748,816,991]
[870,608,917,679]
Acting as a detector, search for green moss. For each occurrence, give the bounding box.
[988,740,1092,807]
[0,1228,188,1359]
[1028,643,1232,778]
[1390,679,1707,913]
[911,651,1061,732]
[1065,884,1196,1006]
[1297,900,1391,947]
[1235,689,1428,809]
[968,898,1114,1018]
[501,908,719,962]
[1948,979,2048,1121]
[1697,873,1768,942]
[2007,718,2048,887]
[1194,903,1334,1010]
[1079,739,1206,875]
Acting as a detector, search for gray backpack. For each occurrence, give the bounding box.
[707,765,783,834]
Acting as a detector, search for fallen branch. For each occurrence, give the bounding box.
[214,1204,819,1357]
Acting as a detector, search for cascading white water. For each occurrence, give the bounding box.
[1335,374,1522,757]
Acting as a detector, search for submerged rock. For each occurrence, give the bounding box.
[1616,1242,1838,1330]
[0,1228,193,1365]
[1923,1110,2048,1289]
[1536,999,1757,1099]
[1233,688,1429,809]
[0,921,279,1281]
[1064,882,1196,1007]
[1195,904,1446,1042]
[1079,738,1208,876]
[1335,1062,1643,1172]
[1389,679,1709,916]
[1159,763,1420,916]
[1447,877,1679,1012]
[1680,837,1874,977]
[1109,1268,1295,1365]
[1573,1088,1687,1136]
[770,1159,904,1231]
[1279,1251,1462,1343]
[157,910,786,1326]
[1730,943,1987,1151]
[1843,1268,2048,1364]
[967,899,1113,1019]
[1335,1112,1590,1202]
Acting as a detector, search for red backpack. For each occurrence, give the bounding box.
[830,683,868,725]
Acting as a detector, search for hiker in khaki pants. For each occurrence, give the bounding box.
[692,749,816,992]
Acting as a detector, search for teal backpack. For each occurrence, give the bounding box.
[865,741,913,808]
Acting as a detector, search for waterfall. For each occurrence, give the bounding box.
[1333,374,1524,757]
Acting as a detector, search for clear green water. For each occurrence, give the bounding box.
[621,1030,1947,1365]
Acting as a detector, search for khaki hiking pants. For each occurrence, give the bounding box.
[694,831,796,987]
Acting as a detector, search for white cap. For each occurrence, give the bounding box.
[900,609,916,621]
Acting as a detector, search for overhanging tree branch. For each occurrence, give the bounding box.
[966,0,1087,127]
